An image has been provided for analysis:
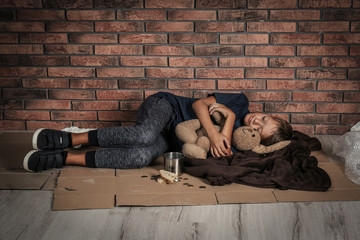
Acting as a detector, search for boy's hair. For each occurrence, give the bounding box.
[261,117,293,146]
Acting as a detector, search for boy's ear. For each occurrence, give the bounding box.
[252,140,291,154]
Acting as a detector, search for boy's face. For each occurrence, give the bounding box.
[244,113,279,140]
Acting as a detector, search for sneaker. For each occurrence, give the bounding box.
[23,150,66,172]
[32,128,71,150]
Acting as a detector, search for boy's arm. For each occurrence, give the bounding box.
[192,96,234,157]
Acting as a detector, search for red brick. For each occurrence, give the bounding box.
[296,69,346,79]
[44,0,92,8]
[17,10,64,20]
[118,10,166,20]
[26,121,72,130]
[145,0,194,8]
[49,90,95,100]
[350,46,360,56]
[168,10,216,20]
[0,78,21,88]
[220,57,267,67]
[299,22,349,32]
[118,79,166,89]
[70,34,117,43]
[0,67,46,77]
[270,57,319,68]
[22,78,69,88]
[218,10,268,21]
[352,22,360,32]
[249,0,296,8]
[271,34,320,44]
[196,0,245,8]
[349,69,360,79]
[195,45,243,56]
[0,22,44,32]
[96,91,143,100]
[220,34,268,44]
[248,102,263,113]
[0,121,26,130]
[0,44,43,54]
[245,46,294,56]
[293,92,342,102]
[318,81,360,91]
[355,0,360,7]
[169,57,217,67]
[21,56,69,66]
[48,67,95,78]
[47,22,93,32]
[45,45,93,55]
[5,110,49,120]
[25,100,71,110]
[120,101,142,111]
[0,100,23,109]
[0,55,19,66]
[265,102,314,113]
[344,92,360,102]
[292,114,339,124]
[267,80,315,90]
[147,68,193,78]
[196,22,244,33]
[170,33,217,44]
[145,91,192,99]
[323,10,360,21]
[95,45,142,55]
[145,45,192,56]
[70,79,118,89]
[168,80,215,89]
[98,111,137,122]
[71,56,118,66]
[317,103,360,114]
[196,69,244,79]
[94,0,142,8]
[146,22,193,32]
[96,22,143,32]
[72,101,119,111]
[67,10,115,20]
[52,111,97,121]
[322,57,360,67]
[247,22,296,32]
[324,34,360,44]
[0,0,41,8]
[299,0,351,8]
[97,68,144,78]
[270,10,320,20]
[20,33,67,43]
[0,33,18,43]
[291,125,315,135]
[244,91,291,101]
[297,46,348,56]
[120,56,167,67]
[342,115,360,125]
[315,125,350,135]
[120,34,167,44]
[246,69,294,79]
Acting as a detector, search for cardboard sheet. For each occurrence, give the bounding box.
[52,151,360,211]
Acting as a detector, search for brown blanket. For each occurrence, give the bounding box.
[183,131,331,191]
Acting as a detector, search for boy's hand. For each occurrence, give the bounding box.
[209,131,232,157]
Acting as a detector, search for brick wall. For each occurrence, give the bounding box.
[0,0,359,135]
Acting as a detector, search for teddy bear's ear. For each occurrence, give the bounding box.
[252,140,291,154]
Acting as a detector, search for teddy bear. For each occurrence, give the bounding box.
[175,111,291,159]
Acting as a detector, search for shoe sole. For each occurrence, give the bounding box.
[32,128,45,150]
[23,149,40,172]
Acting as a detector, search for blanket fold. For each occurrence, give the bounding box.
[183,131,331,191]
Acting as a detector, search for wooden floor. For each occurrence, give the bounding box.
[1,135,360,240]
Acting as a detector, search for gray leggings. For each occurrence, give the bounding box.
[94,97,174,169]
